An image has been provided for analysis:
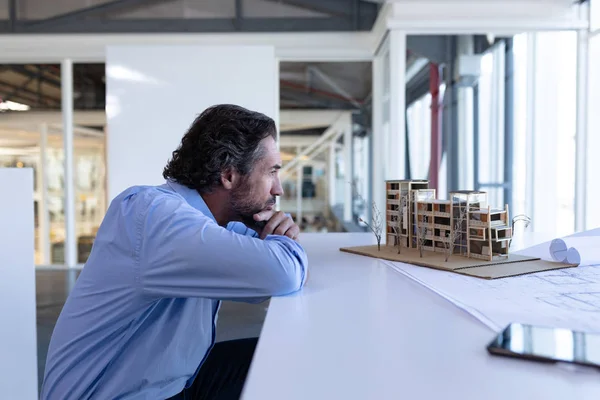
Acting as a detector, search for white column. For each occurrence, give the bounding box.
[575,28,589,232]
[389,30,407,180]
[296,146,303,226]
[62,59,77,268]
[39,123,51,265]
[328,142,336,208]
[274,58,281,211]
[372,46,385,226]
[343,124,353,222]
[456,35,475,189]
[525,33,537,230]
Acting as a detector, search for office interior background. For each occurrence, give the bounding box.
[1,0,600,396]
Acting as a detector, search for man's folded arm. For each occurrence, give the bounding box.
[136,195,308,300]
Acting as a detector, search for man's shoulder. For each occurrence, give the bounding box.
[108,184,186,216]
[114,184,177,202]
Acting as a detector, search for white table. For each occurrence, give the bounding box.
[241,233,600,400]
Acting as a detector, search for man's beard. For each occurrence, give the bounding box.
[230,181,276,232]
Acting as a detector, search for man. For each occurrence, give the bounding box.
[41,104,308,400]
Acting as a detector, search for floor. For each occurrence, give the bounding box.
[35,270,268,390]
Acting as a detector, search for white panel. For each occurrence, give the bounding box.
[0,168,38,400]
[106,45,276,200]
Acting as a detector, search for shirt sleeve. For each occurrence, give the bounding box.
[226,221,259,238]
[134,192,308,301]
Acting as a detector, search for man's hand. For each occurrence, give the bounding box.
[253,210,300,241]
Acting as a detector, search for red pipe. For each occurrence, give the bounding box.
[429,63,442,192]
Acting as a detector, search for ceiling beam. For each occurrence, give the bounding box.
[0,80,60,106]
[281,90,357,110]
[0,32,374,63]
[407,35,451,64]
[280,109,352,131]
[25,0,176,31]
[308,66,362,108]
[263,0,378,19]
[10,17,369,34]
[279,135,322,148]
[2,74,37,103]
[7,65,61,88]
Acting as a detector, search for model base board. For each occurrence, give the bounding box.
[339,245,578,279]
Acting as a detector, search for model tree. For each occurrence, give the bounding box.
[359,203,383,251]
[351,182,384,251]
[391,194,408,254]
[509,214,532,249]
[445,204,467,262]
[418,215,429,258]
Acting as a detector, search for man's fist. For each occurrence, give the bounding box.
[253,210,300,241]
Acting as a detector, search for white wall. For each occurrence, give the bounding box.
[106,45,277,200]
[0,168,38,399]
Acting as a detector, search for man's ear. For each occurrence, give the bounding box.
[220,167,239,190]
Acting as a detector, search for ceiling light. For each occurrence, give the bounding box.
[0,100,31,111]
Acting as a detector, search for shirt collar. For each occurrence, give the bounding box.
[165,180,217,224]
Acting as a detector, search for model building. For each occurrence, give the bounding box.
[385,180,512,261]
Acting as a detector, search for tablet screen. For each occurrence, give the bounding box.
[487,323,600,368]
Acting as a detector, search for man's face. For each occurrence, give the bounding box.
[230,136,283,229]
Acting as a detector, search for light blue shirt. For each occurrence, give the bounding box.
[41,181,308,400]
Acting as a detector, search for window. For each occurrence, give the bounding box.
[476,41,505,208]
[406,93,432,179]
[512,32,576,236]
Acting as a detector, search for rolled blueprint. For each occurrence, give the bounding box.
[549,236,600,266]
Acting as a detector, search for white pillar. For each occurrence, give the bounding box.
[372,46,385,227]
[525,33,537,231]
[38,123,51,265]
[296,146,303,226]
[456,35,475,189]
[344,123,353,222]
[575,28,589,232]
[328,142,336,208]
[389,30,407,180]
[62,59,77,268]
[274,58,281,211]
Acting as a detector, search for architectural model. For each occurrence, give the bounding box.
[385,179,512,261]
[340,179,577,280]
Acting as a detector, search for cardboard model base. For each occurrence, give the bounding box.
[339,245,578,279]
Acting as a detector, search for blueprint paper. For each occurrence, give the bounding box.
[382,229,600,334]
[385,259,600,333]
[550,237,600,266]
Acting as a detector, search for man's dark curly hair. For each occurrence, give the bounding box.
[163,104,277,194]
